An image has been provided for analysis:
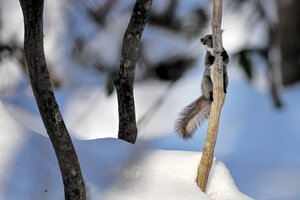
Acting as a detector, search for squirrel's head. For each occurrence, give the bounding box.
[201,34,214,54]
[200,34,213,48]
[201,31,224,50]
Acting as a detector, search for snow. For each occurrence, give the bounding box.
[2,72,300,199]
[0,99,251,200]
[0,0,24,43]
[2,58,300,200]
[0,58,23,96]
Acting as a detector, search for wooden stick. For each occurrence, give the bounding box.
[196,0,225,192]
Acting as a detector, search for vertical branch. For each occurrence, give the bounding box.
[266,29,282,108]
[277,0,300,86]
[196,0,225,192]
[19,0,86,199]
[256,1,282,108]
[115,0,152,144]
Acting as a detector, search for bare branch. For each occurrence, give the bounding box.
[196,0,225,192]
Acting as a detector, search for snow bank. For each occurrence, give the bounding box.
[0,101,31,196]
[97,145,252,200]
[4,75,300,199]
[0,100,252,200]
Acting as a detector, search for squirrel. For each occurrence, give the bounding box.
[175,34,229,139]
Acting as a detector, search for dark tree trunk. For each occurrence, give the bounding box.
[19,0,86,199]
[277,0,300,86]
[115,0,152,144]
[255,1,283,108]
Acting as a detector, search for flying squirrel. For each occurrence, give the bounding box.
[175,34,229,139]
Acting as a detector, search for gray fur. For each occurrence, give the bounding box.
[175,96,211,139]
[175,34,229,139]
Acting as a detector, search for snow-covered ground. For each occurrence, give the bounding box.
[0,98,252,200]
[2,71,300,199]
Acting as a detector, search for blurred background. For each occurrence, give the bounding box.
[0,0,300,199]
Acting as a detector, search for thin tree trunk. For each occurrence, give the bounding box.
[255,1,282,108]
[196,0,225,192]
[277,0,300,86]
[19,0,86,199]
[267,57,282,108]
[266,39,282,108]
[266,12,282,108]
[115,0,152,144]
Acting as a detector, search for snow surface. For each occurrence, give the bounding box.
[0,100,251,200]
[3,72,300,199]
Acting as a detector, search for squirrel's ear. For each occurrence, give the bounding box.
[221,29,225,35]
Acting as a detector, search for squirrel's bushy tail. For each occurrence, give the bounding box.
[175,96,211,139]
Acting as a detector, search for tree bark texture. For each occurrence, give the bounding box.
[115,0,152,144]
[196,0,225,192]
[277,0,300,86]
[19,0,86,199]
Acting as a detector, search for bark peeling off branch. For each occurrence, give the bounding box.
[19,0,86,199]
[196,0,225,192]
[115,0,152,144]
